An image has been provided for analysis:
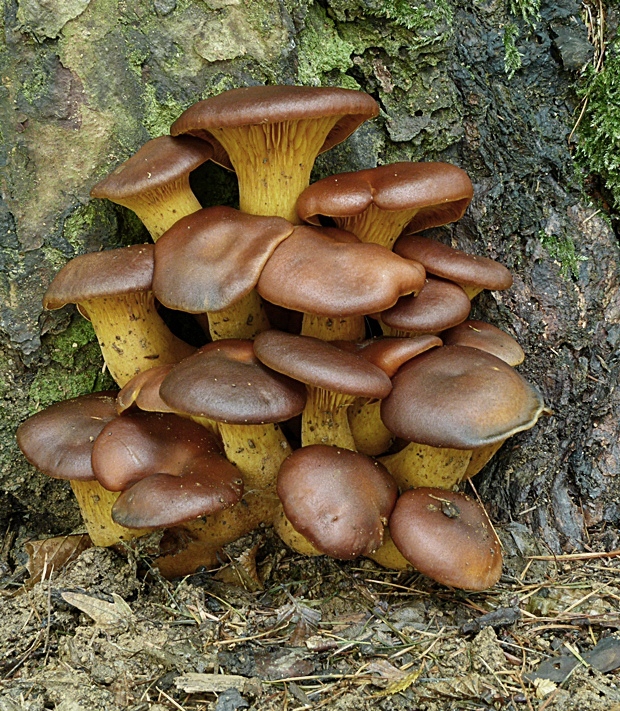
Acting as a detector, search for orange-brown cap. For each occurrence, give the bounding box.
[380,345,545,449]
[394,235,513,292]
[153,206,294,313]
[16,392,118,481]
[112,455,243,529]
[92,411,222,491]
[254,330,392,398]
[43,245,154,310]
[297,162,473,230]
[116,364,177,415]
[441,320,525,366]
[389,488,502,590]
[90,135,213,201]
[159,340,307,424]
[256,225,426,317]
[380,277,472,334]
[346,335,444,378]
[277,445,398,559]
[170,85,379,170]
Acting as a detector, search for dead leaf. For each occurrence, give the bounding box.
[366,658,409,682]
[215,542,262,592]
[373,667,422,697]
[24,535,91,588]
[61,591,133,629]
[533,678,557,698]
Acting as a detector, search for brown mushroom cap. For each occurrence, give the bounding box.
[112,456,243,530]
[441,320,525,366]
[92,411,222,492]
[16,392,118,481]
[256,225,426,316]
[90,135,213,201]
[153,206,294,313]
[297,162,473,230]
[116,364,177,414]
[170,85,379,171]
[254,330,392,399]
[389,488,502,590]
[394,235,513,292]
[43,244,154,310]
[380,277,472,334]
[380,345,545,449]
[277,445,398,559]
[349,335,444,378]
[159,339,307,424]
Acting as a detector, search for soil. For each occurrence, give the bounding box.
[0,524,618,710]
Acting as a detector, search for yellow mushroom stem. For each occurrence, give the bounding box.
[463,440,506,479]
[301,313,366,341]
[211,116,342,224]
[335,203,420,251]
[115,175,203,241]
[273,507,322,557]
[461,284,484,299]
[80,292,195,388]
[379,442,472,491]
[207,291,271,341]
[365,528,410,570]
[348,398,394,456]
[70,480,152,547]
[302,386,357,450]
[154,422,292,578]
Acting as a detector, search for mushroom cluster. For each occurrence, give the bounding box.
[17,85,546,589]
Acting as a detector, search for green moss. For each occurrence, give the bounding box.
[509,0,540,26]
[540,230,588,280]
[28,316,115,413]
[142,83,185,138]
[503,23,522,79]
[576,43,620,210]
[62,201,118,253]
[297,4,357,87]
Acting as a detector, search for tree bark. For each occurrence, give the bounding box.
[0,0,618,551]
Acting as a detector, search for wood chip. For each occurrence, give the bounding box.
[174,672,254,694]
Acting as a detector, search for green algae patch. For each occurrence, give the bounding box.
[142,84,185,138]
[296,4,357,87]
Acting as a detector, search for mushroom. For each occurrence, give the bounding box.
[394,235,513,299]
[387,488,503,590]
[90,135,213,240]
[257,225,426,341]
[16,392,150,546]
[170,85,379,223]
[90,411,243,530]
[441,320,525,366]
[378,276,471,338]
[379,345,546,490]
[43,244,195,387]
[296,162,473,250]
[153,206,294,340]
[275,445,398,559]
[254,330,391,450]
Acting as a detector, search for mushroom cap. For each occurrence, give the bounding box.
[254,330,392,398]
[16,392,118,481]
[43,244,154,310]
[90,135,213,201]
[394,235,513,291]
[389,488,502,590]
[380,277,472,333]
[380,345,545,449]
[92,411,222,491]
[277,445,398,559]
[441,320,525,366]
[112,456,243,529]
[170,85,379,170]
[153,206,294,313]
[159,340,307,424]
[256,225,426,317]
[297,162,473,229]
[347,335,444,378]
[116,364,177,414]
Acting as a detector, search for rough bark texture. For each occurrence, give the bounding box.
[0,0,618,551]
